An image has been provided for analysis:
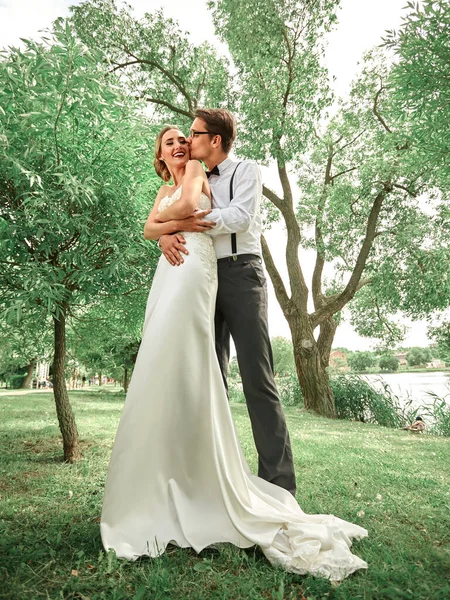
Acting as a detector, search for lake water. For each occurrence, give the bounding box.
[363,371,450,409]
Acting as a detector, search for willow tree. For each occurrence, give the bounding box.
[0,21,159,461]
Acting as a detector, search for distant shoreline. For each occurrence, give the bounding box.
[345,368,450,375]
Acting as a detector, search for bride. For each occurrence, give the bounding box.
[100,126,368,581]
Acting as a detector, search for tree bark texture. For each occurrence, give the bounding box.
[53,312,81,462]
[123,367,129,393]
[287,313,337,418]
[21,358,36,389]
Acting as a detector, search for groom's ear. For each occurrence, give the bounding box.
[211,134,222,148]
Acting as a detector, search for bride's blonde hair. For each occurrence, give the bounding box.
[154,125,181,182]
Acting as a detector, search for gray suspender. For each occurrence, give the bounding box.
[229,162,242,259]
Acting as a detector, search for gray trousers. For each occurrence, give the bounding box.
[214,254,297,496]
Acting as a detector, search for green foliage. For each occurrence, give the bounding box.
[270,336,295,377]
[425,394,450,437]
[227,356,241,380]
[429,321,450,364]
[0,311,52,366]
[378,354,399,372]
[0,17,160,344]
[68,292,147,383]
[406,347,432,367]
[209,0,339,162]
[348,351,377,373]
[227,379,246,404]
[277,373,303,407]
[71,0,231,126]
[384,0,450,189]
[331,375,403,428]
[0,22,160,323]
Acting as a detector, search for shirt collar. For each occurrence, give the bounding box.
[216,157,235,174]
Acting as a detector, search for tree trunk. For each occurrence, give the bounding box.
[99,371,103,386]
[288,316,336,418]
[317,317,339,369]
[123,367,129,393]
[21,358,36,389]
[53,311,81,462]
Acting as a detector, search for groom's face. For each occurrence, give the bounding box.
[187,118,215,161]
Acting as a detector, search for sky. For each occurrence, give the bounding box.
[0,0,432,350]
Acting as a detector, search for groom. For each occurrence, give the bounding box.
[159,108,296,496]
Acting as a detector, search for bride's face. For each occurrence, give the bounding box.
[159,129,189,171]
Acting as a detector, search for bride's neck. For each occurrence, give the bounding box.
[171,166,185,187]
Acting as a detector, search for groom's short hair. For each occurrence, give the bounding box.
[194,108,236,153]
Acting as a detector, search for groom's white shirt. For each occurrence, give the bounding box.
[207,157,262,259]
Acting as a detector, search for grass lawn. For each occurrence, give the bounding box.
[0,388,449,600]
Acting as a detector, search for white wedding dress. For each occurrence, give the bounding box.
[101,188,368,581]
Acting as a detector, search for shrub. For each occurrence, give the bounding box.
[277,374,304,407]
[228,379,246,404]
[425,393,450,437]
[331,375,403,427]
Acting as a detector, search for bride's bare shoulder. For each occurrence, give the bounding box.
[156,184,172,199]
[185,160,206,175]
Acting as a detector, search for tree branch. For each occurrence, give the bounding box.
[277,163,309,311]
[334,130,366,155]
[262,185,283,212]
[373,84,392,133]
[312,145,333,309]
[261,234,290,312]
[110,51,195,111]
[392,183,417,197]
[331,166,359,181]
[309,184,390,327]
[140,96,194,119]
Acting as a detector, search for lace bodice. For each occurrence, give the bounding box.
[158,185,216,283]
[158,186,211,213]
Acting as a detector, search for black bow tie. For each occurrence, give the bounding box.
[206,165,220,179]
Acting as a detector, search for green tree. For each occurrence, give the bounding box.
[348,351,377,373]
[384,0,450,189]
[68,291,147,392]
[271,337,295,377]
[0,22,159,461]
[406,347,432,367]
[228,356,240,380]
[0,311,52,388]
[429,322,450,364]
[378,354,399,372]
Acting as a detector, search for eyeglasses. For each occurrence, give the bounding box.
[189,129,220,138]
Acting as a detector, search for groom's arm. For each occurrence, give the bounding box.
[207,162,261,236]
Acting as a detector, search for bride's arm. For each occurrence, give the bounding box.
[155,160,206,222]
[144,186,186,240]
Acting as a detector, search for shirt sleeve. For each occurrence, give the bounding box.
[207,161,262,237]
